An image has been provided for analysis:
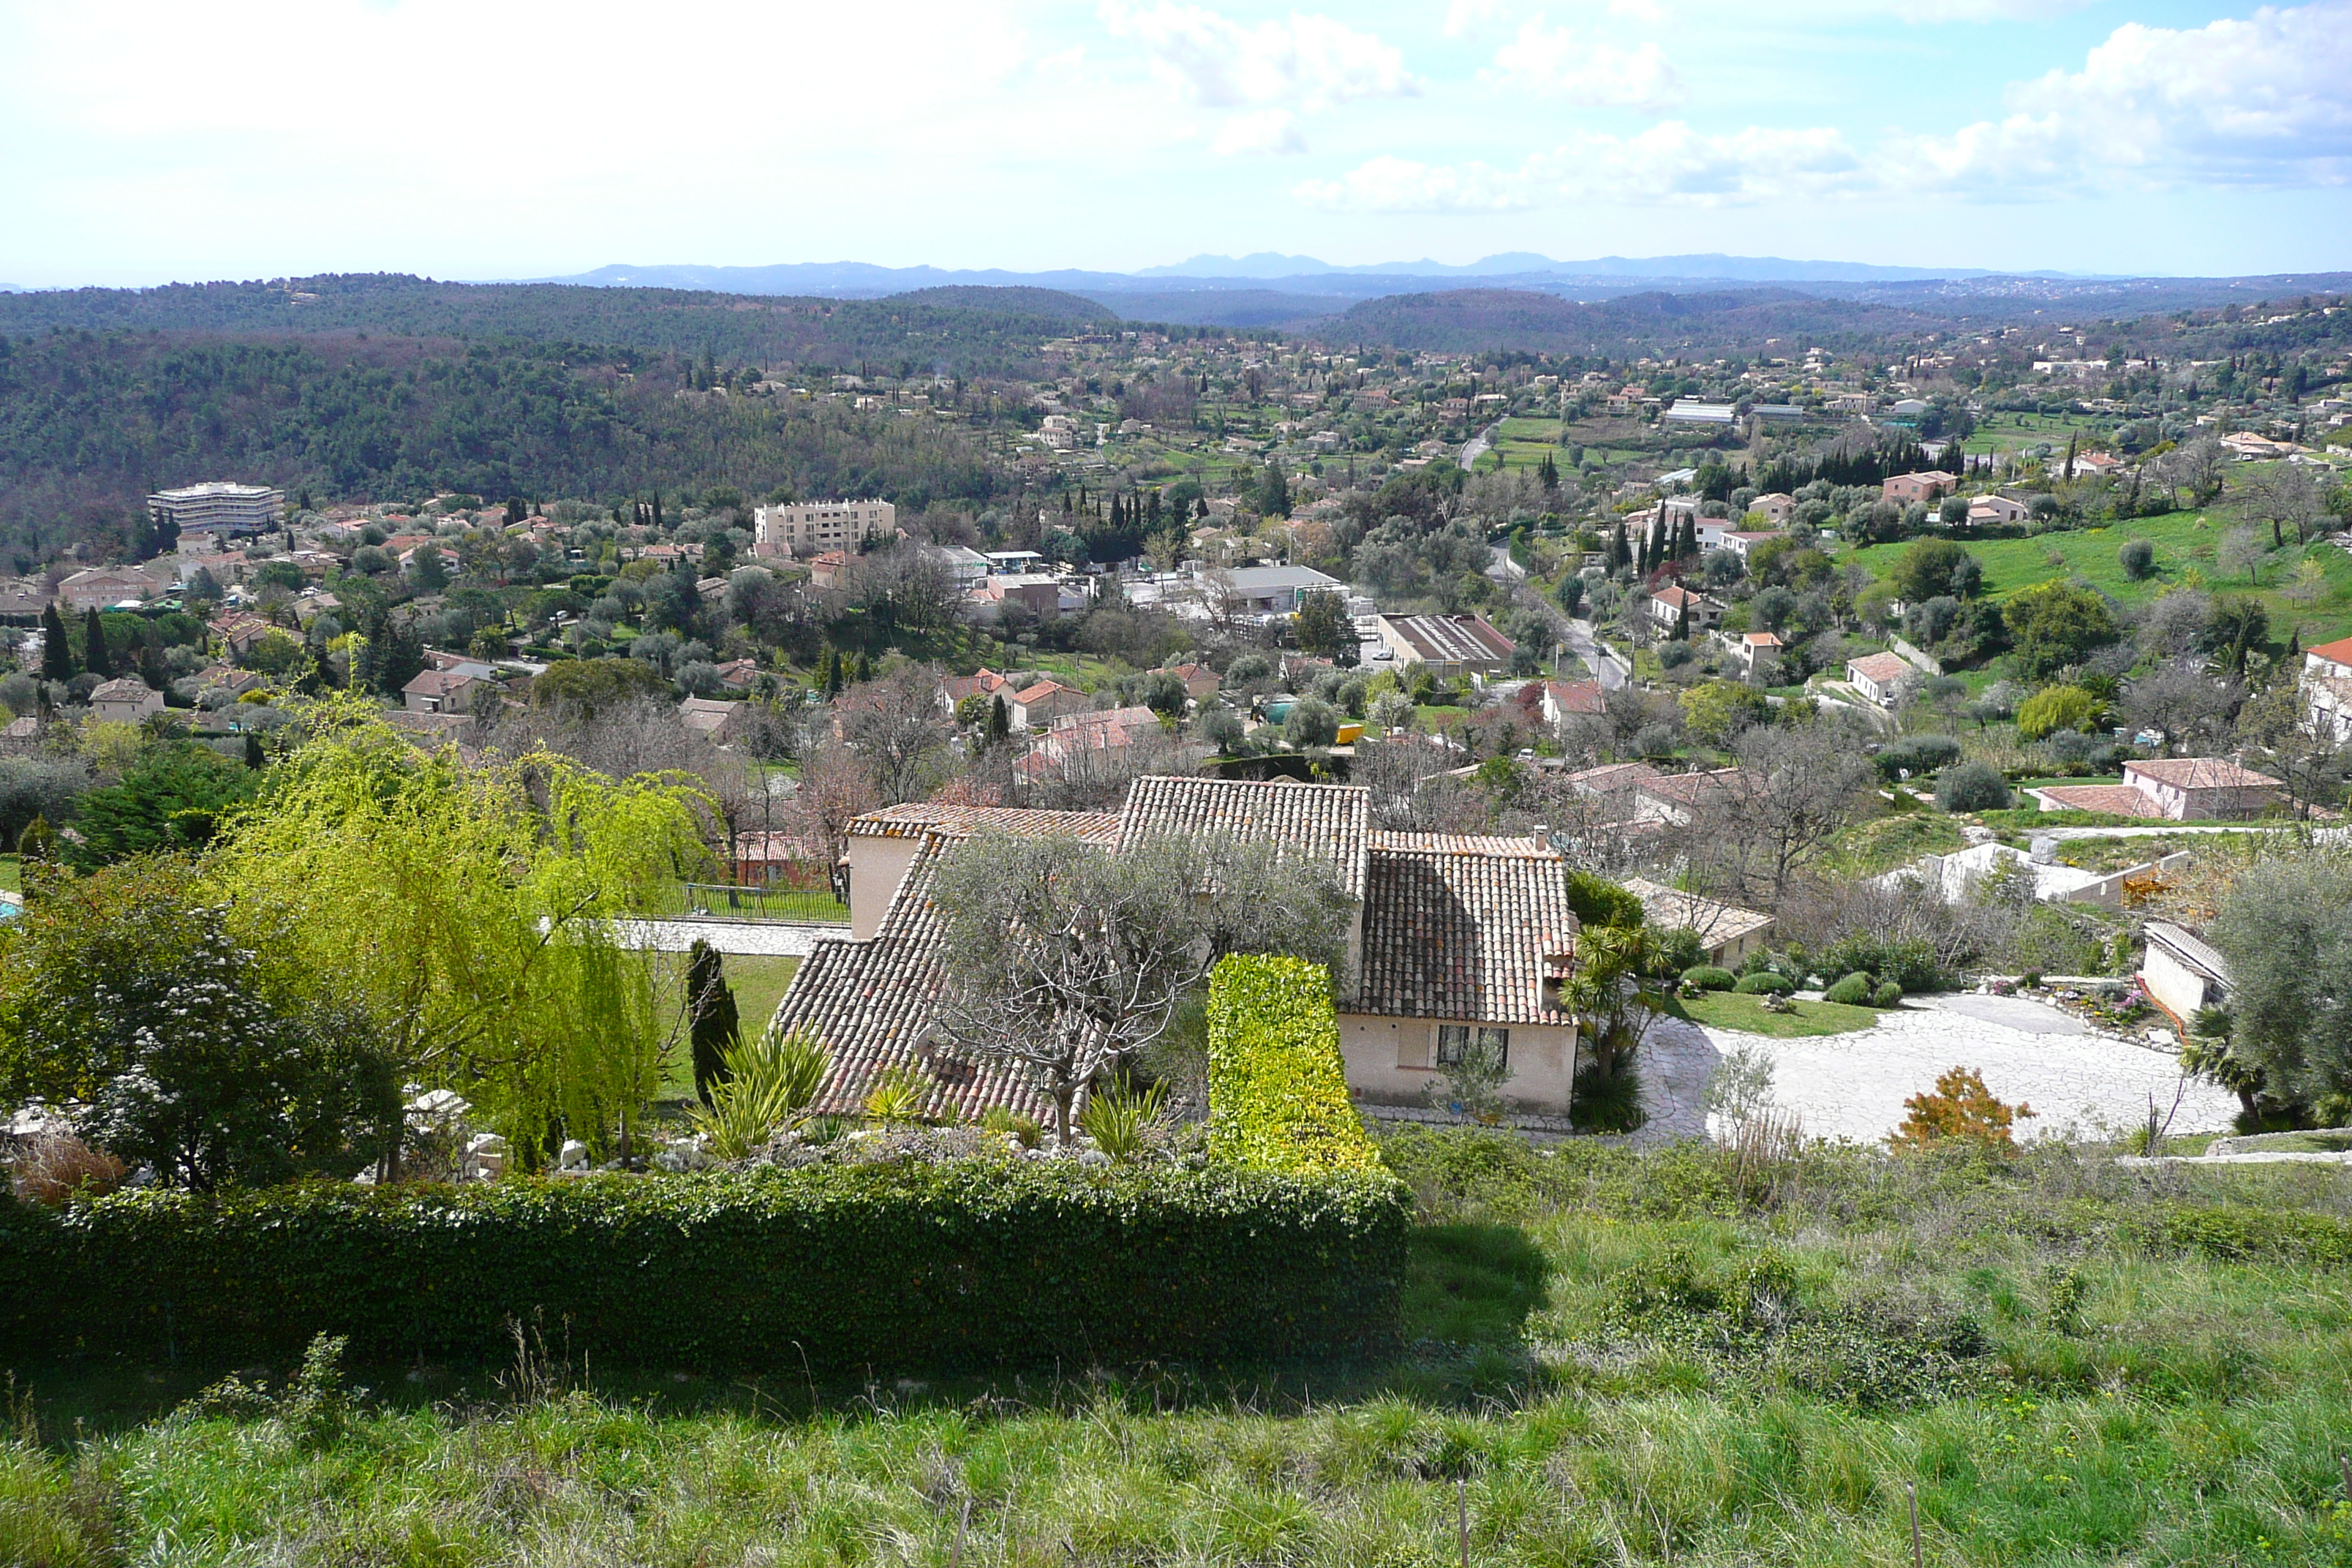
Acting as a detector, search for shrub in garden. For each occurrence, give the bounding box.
[1935,761,2013,812]
[1205,954,1384,1175]
[0,1161,1411,1369]
[1682,965,1736,992]
[1820,935,1943,994]
[1873,981,1906,1008]
[1873,734,1962,781]
[2119,538,2156,580]
[1823,972,1875,1006]
[1891,1066,2035,1149]
[1734,971,1795,995]
[1566,870,1646,930]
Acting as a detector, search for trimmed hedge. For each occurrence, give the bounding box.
[1872,981,1905,1008]
[1822,971,1874,1006]
[1682,965,1737,992]
[0,1161,1409,1369]
[1734,971,1796,995]
[1206,954,1386,1176]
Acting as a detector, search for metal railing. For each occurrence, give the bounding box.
[676,883,851,924]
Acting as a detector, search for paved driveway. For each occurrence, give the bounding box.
[1637,1000,2239,1145]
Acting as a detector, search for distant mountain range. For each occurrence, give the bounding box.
[525,252,2057,300]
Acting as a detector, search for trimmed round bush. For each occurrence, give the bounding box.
[1872,981,1905,1007]
[2119,538,2156,580]
[1935,761,2013,812]
[1734,971,1796,995]
[1822,971,1876,1005]
[1682,965,1737,991]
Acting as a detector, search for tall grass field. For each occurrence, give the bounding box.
[8,1132,2352,1565]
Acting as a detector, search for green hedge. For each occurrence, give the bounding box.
[1682,965,1736,992]
[1734,971,1795,995]
[0,1162,1409,1369]
[1206,954,1387,1176]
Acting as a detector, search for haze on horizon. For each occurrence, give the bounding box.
[1,0,2345,290]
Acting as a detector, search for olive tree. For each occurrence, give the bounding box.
[2206,848,2352,1123]
[930,829,1354,1144]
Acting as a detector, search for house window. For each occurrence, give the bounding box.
[1435,1025,1508,1068]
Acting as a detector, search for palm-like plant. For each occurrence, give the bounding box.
[1077,1081,1166,1162]
[861,1067,934,1127]
[685,1025,829,1160]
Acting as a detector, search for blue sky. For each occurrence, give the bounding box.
[0,0,2343,287]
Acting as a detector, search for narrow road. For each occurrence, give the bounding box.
[1560,617,1628,690]
[1460,418,1504,468]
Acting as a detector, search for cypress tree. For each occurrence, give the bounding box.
[685,940,739,1106]
[989,693,1011,744]
[82,608,112,679]
[39,603,75,682]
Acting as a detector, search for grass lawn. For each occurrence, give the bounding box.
[1845,505,2352,646]
[0,853,18,896]
[1815,809,1967,877]
[723,954,801,1040]
[19,1135,2352,1564]
[1671,990,1885,1036]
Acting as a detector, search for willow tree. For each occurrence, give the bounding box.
[211,698,714,1168]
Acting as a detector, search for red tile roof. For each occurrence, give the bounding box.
[1357,837,1578,1025]
[1117,775,1371,901]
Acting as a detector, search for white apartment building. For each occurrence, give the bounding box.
[753,499,897,559]
[147,482,284,538]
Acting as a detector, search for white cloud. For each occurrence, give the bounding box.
[1099,2,1419,113]
[1300,122,1864,212]
[1884,0,2352,192]
[1213,108,1309,156]
[1294,154,1534,211]
[1443,0,1504,36]
[1488,19,1685,112]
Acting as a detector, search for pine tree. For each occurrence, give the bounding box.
[2062,432,2077,483]
[1538,452,1559,494]
[1673,602,1690,641]
[651,492,665,531]
[39,603,75,682]
[851,651,872,684]
[82,608,111,680]
[685,940,740,1106]
[818,648,842,697]
[1606,523,1629,575]
[989,694,1011,744]
[244,733,265,770]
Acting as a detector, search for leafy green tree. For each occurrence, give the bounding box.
[209,700,715,1165]
[1891,538,1976,603]
[1284,696,1342,748]
[1256,460,1290,519]
[2203,597,2270,676]
[0,859,399,1189]
[1292,590,1353,659]
[2206,851,2352,1122]
[530,657,671,718]
[68,742,257,867]
[2002,581,2117,679]
[2016,685,2099,741]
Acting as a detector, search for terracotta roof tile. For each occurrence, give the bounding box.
[1357,840,1578,1025]
[1117,775,1371,900]
[844,803,1120,842]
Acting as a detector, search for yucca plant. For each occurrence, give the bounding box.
[861,1066,934,1127]
[979,1104,1046,1149]
[1077,1081,1166,1163]
[686,1025,829,1160]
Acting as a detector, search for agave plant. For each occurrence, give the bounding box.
[685,1025,829,1161]
[861,1066,934,1127]
[1077,1081,1166,1163]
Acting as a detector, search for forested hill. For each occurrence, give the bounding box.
[1336,287,1938,355]
[0,275,1123,376]
[0,332,1009,563]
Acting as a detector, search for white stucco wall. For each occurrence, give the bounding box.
[1337,1012,1578,1115]
[844,837,923,941]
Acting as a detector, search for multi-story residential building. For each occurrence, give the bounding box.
[148,482,284,538]
[753,499,897,559]
[2301,636,2352,745]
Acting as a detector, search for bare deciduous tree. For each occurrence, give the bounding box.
[931,830,1354,1143]
[2241,464,2327,548]
[2122,659,2240,756]
[1676,721,1877,908]
[833,665,952,805]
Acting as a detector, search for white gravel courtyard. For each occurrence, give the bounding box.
[1635,994,2242,1146]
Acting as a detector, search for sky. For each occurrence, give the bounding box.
[0,0,2345,287]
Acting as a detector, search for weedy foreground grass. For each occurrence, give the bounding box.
[9,1134,2352,1566]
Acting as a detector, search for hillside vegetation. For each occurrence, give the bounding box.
[8,1133,2352,1565]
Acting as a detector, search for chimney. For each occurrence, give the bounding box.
[1532,823,1553,852]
